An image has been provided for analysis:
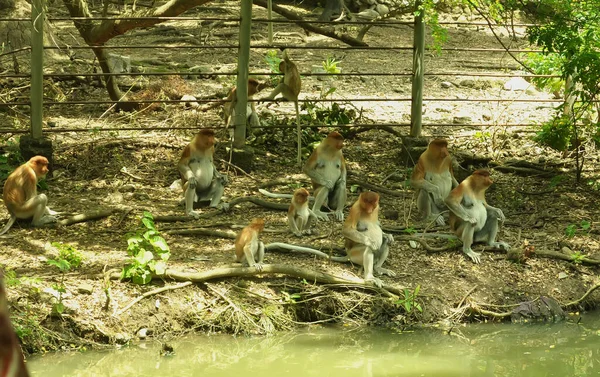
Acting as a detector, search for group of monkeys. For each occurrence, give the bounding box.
[0,130,509,288]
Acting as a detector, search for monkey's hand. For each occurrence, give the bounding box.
[186,209,202,219]
[187,176,198,189]
[323,179,335,190]
[217,202,230,212]
[313,210,330,221]
[382,233,394,245]
[333,209,344,222]
[253,263,264,272]
[434,214,446,226]
[374,266,396,277]
[464,248,482,264]
[490,241,510,250]
[293,231,303,237]
[36,215,58,226]
[493,208,506,222]
[365,276,383,288]
[218,174,230,186]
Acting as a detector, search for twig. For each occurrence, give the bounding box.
[217,158,258,181]
[119,167,148,181]
[114,281,193,317]
[456,286,478,309]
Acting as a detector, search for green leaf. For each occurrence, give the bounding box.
[153,260,167,275]
[135,250,154,265]
[150,236,170,252]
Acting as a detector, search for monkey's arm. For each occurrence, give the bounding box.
[342,226,377,250]
[483,203,505,221]
[303,157,334,189]
[288,211,302,236]
[445,195,477,224]
[411,163,441,198]
[177,147,195,182]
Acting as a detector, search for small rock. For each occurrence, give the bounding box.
[558,272,568,280]
[503,77,531,91]
[440,81,454,89]
[180,94,199,109]
[375,4,389,16]
[77,284,94,295]
[453,116,472,124]
[137,328,148,339]
[118,184,136,193]
[409,240,418,249]
[382,210,399,220]
[459,79,476,88]
[561,246,572,254]
[115,333,131,345]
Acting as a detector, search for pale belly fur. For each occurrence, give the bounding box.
[190,161,214,190]
[425,170,453,198]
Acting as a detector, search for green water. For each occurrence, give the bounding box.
[28,318,600,377]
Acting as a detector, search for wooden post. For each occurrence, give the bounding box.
[30,0,44,139]
[410,0,425,137]
[233,0,252,149]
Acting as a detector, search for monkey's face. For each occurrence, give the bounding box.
[251,218,265,232]
[30,157,49,178]
[359,192,379,214]
[279,61,286,73]
[294,189,309,204]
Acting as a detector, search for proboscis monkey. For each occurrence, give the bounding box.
[411,139,459,226]
[0,156,57,235]
[288,188,317,237]
[342,191,395,287]
[262,50,302,165]
[444,170,509,264]
[178,129,228,219]
[203,78,266,132]
[0,271,30,377]
[303,131,347,221]
[234,218,265,271]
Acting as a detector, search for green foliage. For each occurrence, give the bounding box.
[417,0,448,53]
[301,101,356,126]
[322,57,341,74]
[521,52,565,94]
[564,220,592,238]
[548,174,566,189]
[47,243,83,315]
[122,211,170,285]
[395,285,423,314]
[534,115,573,151]
[570,250,585,265]
[265,50,282,86]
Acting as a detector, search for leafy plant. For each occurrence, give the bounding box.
[548,175,566,189]
[264,50,282,86]
[47,242,83,315]
[121,211,170,285]
[395,285,423,314]
[570,250,586,265]
[564,220,592,238]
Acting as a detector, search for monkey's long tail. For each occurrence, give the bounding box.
[0,216,16,236]
[295,101,301,166]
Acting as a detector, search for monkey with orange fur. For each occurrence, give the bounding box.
[303,131,347,221]
[178,130,228,219]
[0,270,30,377]
[288,188,317,237]
[444,170,509,263]
[0,156,57,235]
[341,191,395,287]
[235,218,266,271]
[262,50,303,165]
[411,139,459,226]
[219,79,266,131]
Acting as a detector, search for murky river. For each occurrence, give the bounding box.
[28,316,600,377]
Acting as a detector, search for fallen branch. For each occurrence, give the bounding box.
[534,249,600,266]
[114,281,193,316]
[347,173,404,197]
[159,264,403,297]
[492,165,553,177]
[564,283,600,307]
[253,0,368,47]
[58,210,115,226]
[228,196,289,211]
[163,227,237,239]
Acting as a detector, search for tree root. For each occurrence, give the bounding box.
[58,209,115,226]
[564,283,600,307]
[157,264,404,297]
[114,281,193,317]
[163,227,237,239]
[534,249,600,266]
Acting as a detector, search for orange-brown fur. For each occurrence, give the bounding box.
[447,169,492,231]
[344,191,379,251]
[178,129,215,187]
[234,218,265,261]
[411,139,455,179]
[3,156,48,213]
[0,271,30,377]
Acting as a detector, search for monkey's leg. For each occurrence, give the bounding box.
[311,187,331,221]
[328,181,347,222]
[459,223,481,263]
[19,194,56,226]
[373,235,396,277]
[183,182,202,219]
[360,248,382,287]
[199,179,226,208]
[288,215,303,237]
[257,241,265,264]
[475,213,510,250]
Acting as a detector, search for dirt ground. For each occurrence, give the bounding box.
[1,2,599,354]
